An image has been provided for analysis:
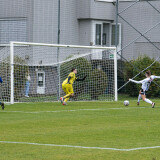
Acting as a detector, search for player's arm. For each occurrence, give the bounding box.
[67,72,74,84]
[76,76,87,81]
[152,75,160,79]
[129,78,144,84]
[67,76,72,84]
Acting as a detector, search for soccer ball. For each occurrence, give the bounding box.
[124,100,129,106]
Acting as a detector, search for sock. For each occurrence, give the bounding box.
[138,94,142,102]
[0,102,1,105]
[144,98,152,104]
[64,97,70,103]
[64,93,72,99]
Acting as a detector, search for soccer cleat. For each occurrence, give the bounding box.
[152,102,155,108]
[62,102,67,105]
[137,102,139,106]
[60,97,64,103]
[25,95,29,97]
[1,102,4,110]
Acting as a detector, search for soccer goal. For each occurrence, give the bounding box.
[0,41,117,104]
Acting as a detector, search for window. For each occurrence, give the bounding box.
[111,24,119,46]
[38,73,44,87]
[0,19,27,44]
[37,71,45,94]
[102,33,106,45]
[96,24,102,45]
[93,21,121,50]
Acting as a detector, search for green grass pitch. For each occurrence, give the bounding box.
[0,99,160,160]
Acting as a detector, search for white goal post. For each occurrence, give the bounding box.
[6,41,117,103]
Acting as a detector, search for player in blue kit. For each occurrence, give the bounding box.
[0,76,4,110]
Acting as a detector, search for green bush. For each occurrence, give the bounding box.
[87,69,108,100]
[124,55,160,97]
[60,57,92,79]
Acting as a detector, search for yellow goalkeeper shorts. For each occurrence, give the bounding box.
[62,83,74,94]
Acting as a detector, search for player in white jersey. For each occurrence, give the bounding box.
[129,71,160,108]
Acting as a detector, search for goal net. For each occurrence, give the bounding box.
[0,41,117,104]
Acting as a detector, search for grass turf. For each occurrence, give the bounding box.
[0,99,160,160]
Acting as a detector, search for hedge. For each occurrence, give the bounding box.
[123,55,160,97]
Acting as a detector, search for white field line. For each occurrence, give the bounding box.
[0,141,160,151]
[2,107,146,114]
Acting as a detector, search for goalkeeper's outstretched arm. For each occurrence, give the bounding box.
[76,76,87,81]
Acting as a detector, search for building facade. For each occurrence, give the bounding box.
[0,0,159,97]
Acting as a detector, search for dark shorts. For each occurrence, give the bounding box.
[140,89,146,95]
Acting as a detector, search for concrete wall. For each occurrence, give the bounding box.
[77,0,115,20]
[0,0,33,42]
[118,1,160,60]
[79,20,92,46]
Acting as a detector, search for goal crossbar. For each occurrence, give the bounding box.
[10,41,116,50]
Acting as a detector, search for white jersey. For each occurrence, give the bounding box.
[129,75,160,91]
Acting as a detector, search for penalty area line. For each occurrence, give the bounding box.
[0,141,160,151]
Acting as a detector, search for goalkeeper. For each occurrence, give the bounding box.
[0,76,4,110]
[60,68,86,105]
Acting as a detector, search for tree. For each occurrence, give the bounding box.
[87,69,108,100]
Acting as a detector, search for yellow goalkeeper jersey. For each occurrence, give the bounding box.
[63,72,77,85]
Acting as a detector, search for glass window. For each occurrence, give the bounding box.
[102,33,106,45]
[96,24,101,45]
[38,73,44,87]
[111,25,119,46]
[0,19,27,44]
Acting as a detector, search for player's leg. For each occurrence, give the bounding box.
[63,86,74,105]
[64,94,73,103]
[63,97,70,104]
[61,84,67,103]
[25,81,30,97]
[64,93,73,99]
[0,102,4,110]
[141,92,155,108]
[61,84,73,105]
[137,90,142,105]
[63,90,71,105]
[63,85,73,99]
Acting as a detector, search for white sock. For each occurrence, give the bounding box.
[138,94,142,102]
[144,98,152,104]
